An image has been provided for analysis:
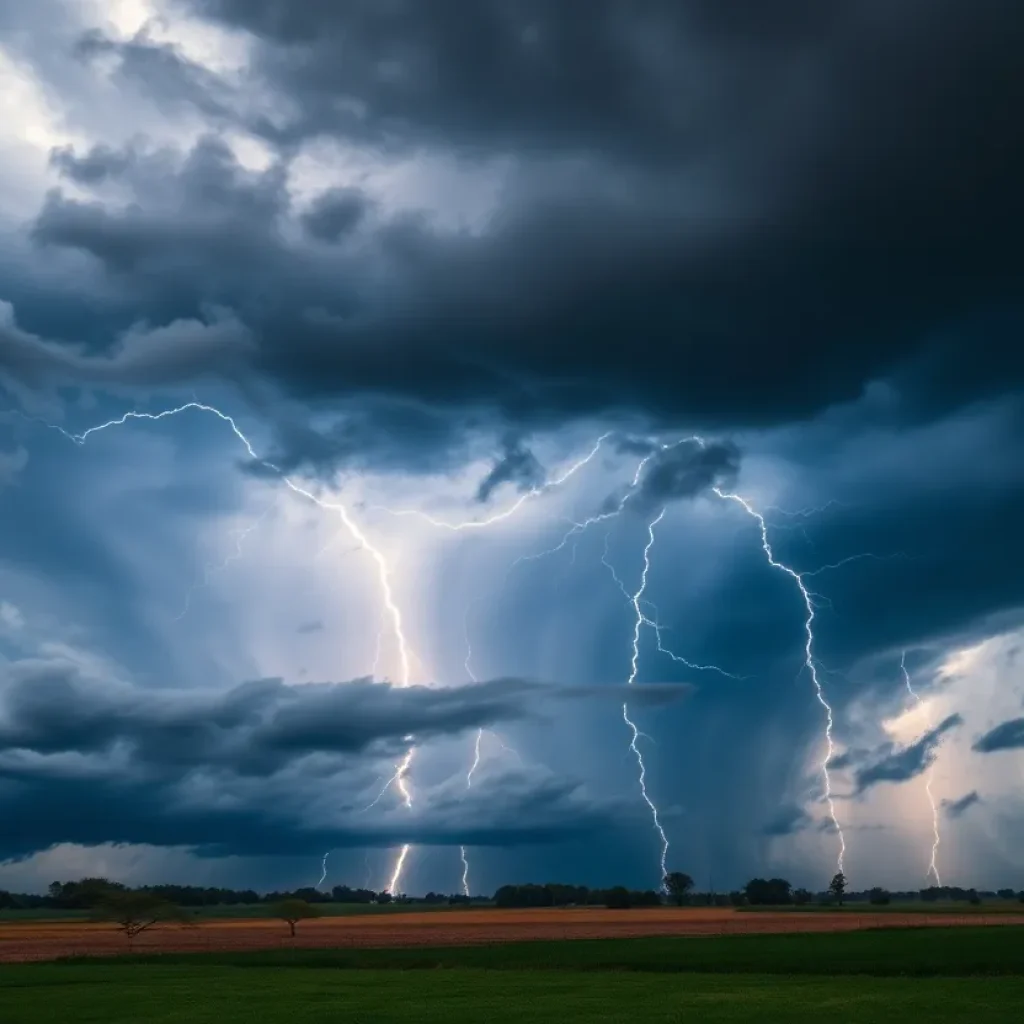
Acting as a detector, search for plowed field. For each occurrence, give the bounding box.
[3,907,1023,962]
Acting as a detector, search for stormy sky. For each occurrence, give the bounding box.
[1,0,1022,896]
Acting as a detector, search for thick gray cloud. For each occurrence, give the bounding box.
[631,438,740,512]
[0,298,254,390]
[22,0,1018,442]
[852,714,963,795]
[973,717,1024,754]
[0,656,682,860]
[942,791,982,819]
[0,658,692,775]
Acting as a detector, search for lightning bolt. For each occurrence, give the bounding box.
[622,508,672,884]
[317,851,330,890]
[712,486,846,875]
[42,401,419,893]
[901,650,941,885]
[600,531,743,681]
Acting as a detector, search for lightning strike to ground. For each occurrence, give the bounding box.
[622,508,672,884]
[712,486,847,875]
[901,651,942,886]
[44,402,418,894]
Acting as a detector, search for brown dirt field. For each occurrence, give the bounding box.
[3,907,1024,963]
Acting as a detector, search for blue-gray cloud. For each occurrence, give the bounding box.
[973,717,1024,754]
[942,791,982,819]
[853,714,963,795]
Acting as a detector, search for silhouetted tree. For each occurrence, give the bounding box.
[663,872,694,907]
[272,899,320,937]
[376,891,393,905]
[829,872,847,906]
[744,878,792,906]
[793,888,812,906]
[868,887,890,905]
[605,886,632,909]
[92,892,190,939]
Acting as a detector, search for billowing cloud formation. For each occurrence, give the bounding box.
[0,299,254,390]
[0,656,679,860]
[852,714,963,795]
[0,658,692,775]
[972,717,1024,754]
[3,0,1019,459]
[942,791,982,819]
[631,438,740,512]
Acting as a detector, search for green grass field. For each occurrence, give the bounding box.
[3,927,1022,1023]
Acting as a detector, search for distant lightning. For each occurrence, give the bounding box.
[43,401,419,894]
[622,508,671,884]
[902,650,942,886]
[317,851,330,890]
[712,486,846,875]
[174,509,270,621]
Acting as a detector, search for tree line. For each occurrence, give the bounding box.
[2,872,1021,915]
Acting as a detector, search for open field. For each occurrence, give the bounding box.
[2,906,1024,963]
[3,929,1024,1023]
[0,901,473,923]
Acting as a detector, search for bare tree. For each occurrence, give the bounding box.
[92,891,191,940]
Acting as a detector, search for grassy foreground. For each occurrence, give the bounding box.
[3,928,1022,1023]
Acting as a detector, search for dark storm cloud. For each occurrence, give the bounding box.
[12,0,1021,443]
[0,656,667,858]
[631,438,740,512]
[972,717,1024,754]
[0,659,693,775]
[0,299,254,390]
[0,762,621,861]
[0,662,537,772]
[475,435,545,503]
[942,791,982,819]
[853,714,963,795]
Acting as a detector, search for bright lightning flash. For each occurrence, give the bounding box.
[713,486,847,875]
[622,508,672,884]
[46,402,418,894]
[902,651,942,885]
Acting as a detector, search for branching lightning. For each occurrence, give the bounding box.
[45,401,418,894]
[902,650,942,885]
[712,486,846,874]
[41,403,888,893]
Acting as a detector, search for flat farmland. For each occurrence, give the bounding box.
[4,906,1024,962]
